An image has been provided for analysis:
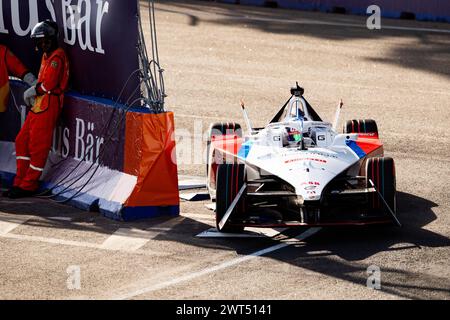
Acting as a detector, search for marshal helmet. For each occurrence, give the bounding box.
[31,20,59,53]
[31,20,59,39]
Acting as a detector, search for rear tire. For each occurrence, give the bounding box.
[366,157,396,218]
[206,122,242,200]
[215,163,245,233]
[344,119,378,136]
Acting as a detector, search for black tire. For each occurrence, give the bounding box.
[366,157,396,217]
[344,119,378,136]
[215,163,245,233]
[206,122,242,198]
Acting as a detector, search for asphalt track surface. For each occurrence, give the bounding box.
[1,0,450,300]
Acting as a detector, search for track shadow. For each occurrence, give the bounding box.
[153,191,450,299]
[153,191,448,254]
[268,244,450,299]
[287,191,446,262]
[1,186,448,299]
[263,191,450,299]
[156,0,450,79]
[0,195,183,236]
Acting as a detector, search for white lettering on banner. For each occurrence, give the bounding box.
[62,0,108,54]
[62,127,70,158]
[77,0,94,51]
[0,0,8,33]
[46,0,56,21]
[95,135,104,163]
[11,0,39,36]
[95,0,108,54]
[0,0,109,55]
[67,5,81,30]
[52,126,61,154]
[75,117,85,160]
[63,0,76,45]
[56,118,104,163]
[86,122,95,162]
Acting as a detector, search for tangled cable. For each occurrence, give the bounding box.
[138,0,166,112]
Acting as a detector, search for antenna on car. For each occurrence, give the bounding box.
[240,99,254,135]
[290,82,304,97]
[332,99,344,131]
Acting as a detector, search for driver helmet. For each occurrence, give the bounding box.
[283,126,302,147]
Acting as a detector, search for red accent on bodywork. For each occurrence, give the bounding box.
[356,135,383,155]
[358,132,379,139]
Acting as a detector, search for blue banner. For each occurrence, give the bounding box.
[0,0,140,105]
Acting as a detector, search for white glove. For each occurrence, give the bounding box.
[23,86,37,107]
[23,72,37,86]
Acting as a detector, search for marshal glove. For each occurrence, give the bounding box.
[23,85,37,107]
[23,72,37,87]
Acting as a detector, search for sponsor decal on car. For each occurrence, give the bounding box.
[358,132,378,138]
[302,151,339,159]
[301,181,321,186]
[284,157,327,164]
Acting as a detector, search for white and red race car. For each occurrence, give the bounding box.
[206,83,400,232]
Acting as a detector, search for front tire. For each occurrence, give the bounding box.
[215,163,245,233]
[366,157,396,218]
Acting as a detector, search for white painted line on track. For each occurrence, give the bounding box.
[182,212,215,221]
[0,213,31,235]
[0,230,171,256]
[196,227,287,238]
[179,192,210,201]
[175,114,223,120]
[0,212,180,254]
[245,227,287,238]
[179,183,207,191]
[1,232,101,249]
[196,228,265,238]
[99,218,183,251]
[99,227,165,251]
[0,213,106,249]
[47,217,73,222]
[178,175,207,190]
[113,227,321,300]
[178,175,204,180]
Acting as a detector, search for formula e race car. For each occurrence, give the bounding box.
[206,83,400,232]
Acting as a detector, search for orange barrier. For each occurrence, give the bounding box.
[123,111,179,218]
